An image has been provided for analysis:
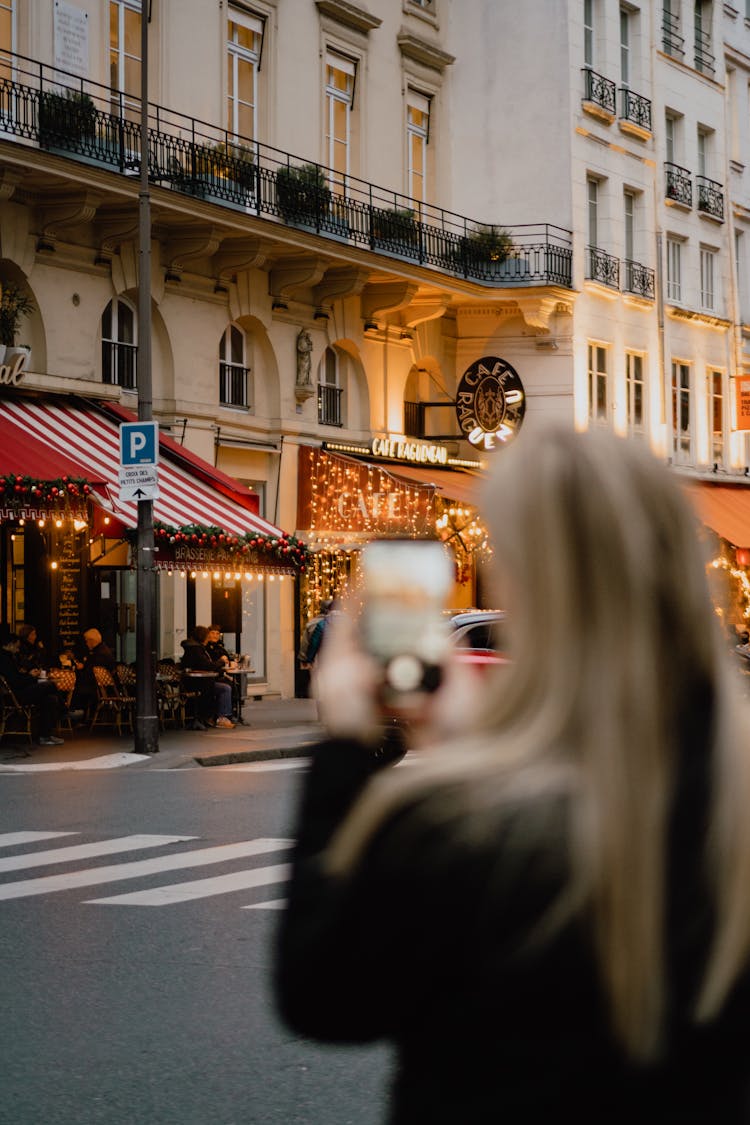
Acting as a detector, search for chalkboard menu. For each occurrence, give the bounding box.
[56,530,81,649]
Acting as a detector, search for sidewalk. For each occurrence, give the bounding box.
[0,696,323,770]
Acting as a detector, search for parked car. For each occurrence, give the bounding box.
[448,610,509,666]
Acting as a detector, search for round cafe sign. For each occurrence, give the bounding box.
[455,355,526,450]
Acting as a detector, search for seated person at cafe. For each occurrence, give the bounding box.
[180,626,235,730]
[0,635,64,746]
[205,625,234,669]
[16,624,49,674]
[72,627,118,715]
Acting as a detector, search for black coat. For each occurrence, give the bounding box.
[275,736,750,1124]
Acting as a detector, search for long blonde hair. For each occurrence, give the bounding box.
[326,425,750,1062]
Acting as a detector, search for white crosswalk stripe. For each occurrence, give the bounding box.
[86,862,291,905]
[0,834,195,873]
[0,831,78,848]
[0,836,292,901]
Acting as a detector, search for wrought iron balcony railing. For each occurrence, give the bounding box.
[0,49,573,291]
[583,68,616,116]
[623,260,655,300]
[694,27,715,77]
[219,362,251,409]
[586,246,620,290]
[102,341,137,391]
[696,175,724,221]
[620,88,652,132]
[662,10,685,58]
[318,384,343,427]
[665,162,692,207]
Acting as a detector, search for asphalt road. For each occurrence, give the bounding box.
[0,760,392,1125]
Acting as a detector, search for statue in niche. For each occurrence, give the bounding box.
[295,328,315,404]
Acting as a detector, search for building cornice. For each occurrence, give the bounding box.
[315,1,382,34]
[396,30,455,71]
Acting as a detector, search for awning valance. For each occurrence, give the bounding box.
[682,480,750,549]
[0,397,307,572]
[384,464,485,507]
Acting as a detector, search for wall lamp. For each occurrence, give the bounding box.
[272,298,288,311]
[313,307,329,321]
[363,319,379,333]
[164,269,181,283]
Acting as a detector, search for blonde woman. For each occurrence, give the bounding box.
[275,426,750,1123]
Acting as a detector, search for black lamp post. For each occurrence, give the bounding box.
[134,0,159,755]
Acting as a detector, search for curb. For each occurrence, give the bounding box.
[194,744,315,767]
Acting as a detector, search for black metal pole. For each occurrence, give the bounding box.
[134,1,158,754]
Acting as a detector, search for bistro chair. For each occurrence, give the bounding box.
[90,665,135,736]
[156,661,185,729]
[48,667,77,735]
[0,674,34,744]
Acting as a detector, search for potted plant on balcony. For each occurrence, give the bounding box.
[275,163,331,223]
[211,140,256,195]
[0,282,34,364]
[39,88,97,149]
[371,206,419,248]
[453,224,521,280]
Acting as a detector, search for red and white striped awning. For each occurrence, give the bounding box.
[0,397,283,539]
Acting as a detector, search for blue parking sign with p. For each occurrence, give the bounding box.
[120,421,159,466]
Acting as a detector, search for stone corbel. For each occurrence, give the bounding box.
[37,190,102,252]
[514,295,559,333]
[0,168,24,203]
[361,280,419,323]
[163,226,222,282]
[269,256,327,302]
[313,266,371,311]
[0,202,36,277]
[402,296,448,328]
[94,213,140,270]
[212,237,268,288]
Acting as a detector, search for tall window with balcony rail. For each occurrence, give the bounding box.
[0,0,13,74]
[626,352,645,436]
[102,298,137,391]
[227,6,263,146]
[666,237,683,302]
[672,361,691,462]
[325,52,355,196]
[588,343,609,424]
[662,0,685,58]
[318,347,343,427]
[407,90,430,210]
[708,369,725,468]
[219,324,251,410]
[694,0,714,76]
[700,246,716,311]
[109,0,141,119]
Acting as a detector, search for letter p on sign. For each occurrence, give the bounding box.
[120,421,159,466]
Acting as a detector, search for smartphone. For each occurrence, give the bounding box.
[359,539,454,697]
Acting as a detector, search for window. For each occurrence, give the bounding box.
[620,7,630,86]
[407,90,430,205]
[671,361,691,460]
[587,177,598,247]
[584,0,594,67]
[708,369,724,466]
[665,113,676,165]
[317,347,343,427]
[700,246,716,310]
[219,325,251,410]
[626,352,645,434]
[697,128,710,178]
[325,52,355,193]
[101,298,137,390]
[227,7,263,144]
[588,343,608,423]
[736,230,746,323]
[109,0,141,112]
[694,1,714,76]
[624,190,635,261]
[666,237,682,302]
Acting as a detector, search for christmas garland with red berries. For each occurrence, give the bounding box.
[150,521,310,571]
[0,474,94,506]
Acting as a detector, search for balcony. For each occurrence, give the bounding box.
[0,50,573,292]
[586,246,620,290]
[619,88,652,136]
[662,10,685,58]
[582,68,616,120]
[694,27,715,77]
[623,260,655,301]
[102,341,137,391]
[318,384,343,427]
[219,362,251,410]
[664,163,692,208]
[696,175,724,221]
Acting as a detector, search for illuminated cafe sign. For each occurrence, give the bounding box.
[370,437,448,465]
[455,356,526,451]
[0,351,30,387]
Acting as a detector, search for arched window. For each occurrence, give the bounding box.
[101,298,137,390]
[219,324,252,410]
[317,346,343,426]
